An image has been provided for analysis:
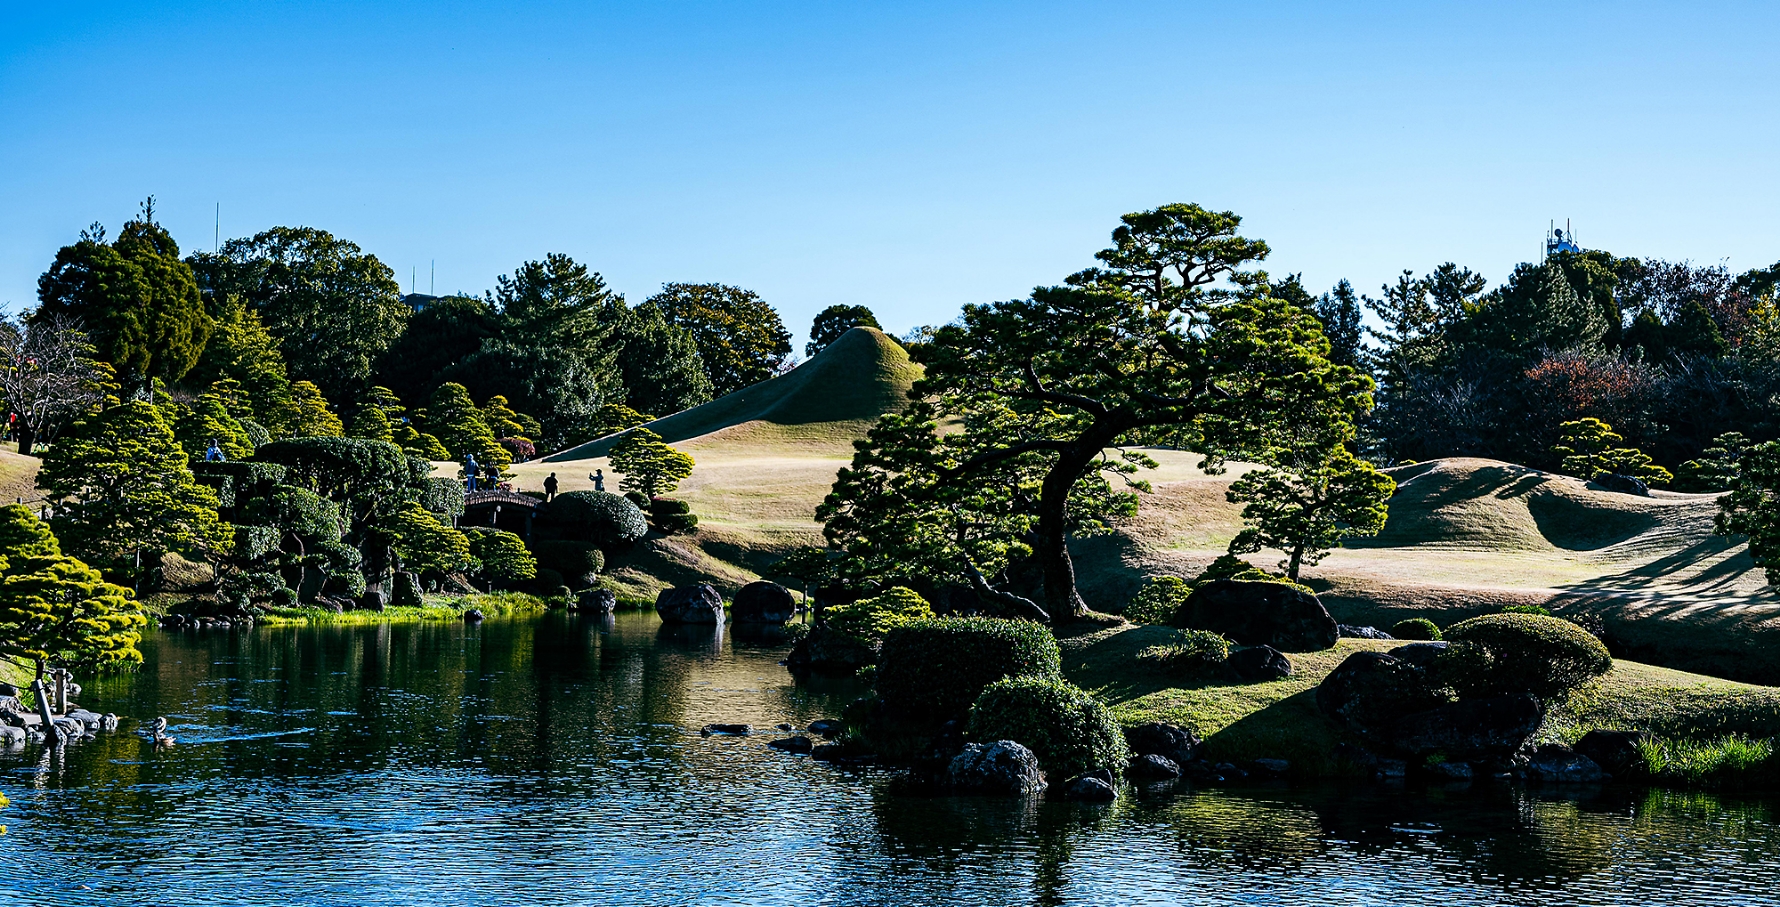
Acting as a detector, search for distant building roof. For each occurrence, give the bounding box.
[402,293,442,312]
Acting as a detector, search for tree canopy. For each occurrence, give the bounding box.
[0,505,146,677]
[807,305,881,357]
[646,283,791,397]
[820,203,1371,620]
[191,226,407,404]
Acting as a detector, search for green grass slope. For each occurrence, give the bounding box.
[1064,624,1780,776]
[546,326,920,461]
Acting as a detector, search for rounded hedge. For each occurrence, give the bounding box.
[529,540,605,586]
[1442,613,1611,699]
[875,617,1060,720]
[968,676,1128,780]
[547,491,647,547]
[1138,629,1229,677]
[1391,618,1442,641]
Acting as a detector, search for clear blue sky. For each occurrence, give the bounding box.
[3,2,1777,351]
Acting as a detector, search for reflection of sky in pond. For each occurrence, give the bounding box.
[1,612,1778,905]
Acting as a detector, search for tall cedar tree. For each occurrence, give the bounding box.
[37,401,233,580]
[35,201,213,389]
[1718,440,1780,585]
[822,203,1371,621]
[183,293,296,432]
[646,283,792,398]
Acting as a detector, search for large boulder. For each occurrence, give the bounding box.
[784,625,876,675]
[358,590,387,613]
[1227,645,1293,682]
[1316,651,1447,746]
[1389,694,1544,760]
[1524,743,1607,783]
[1574,729,1648,777]
[947,740,1047,796]
[656,583,725,624]
[1184,580,1338,651]
[391,571,423,609]
[732,581,796,625]
[1591,472,1651,497]
[576,588,618,615]
[1123,721,1201,766]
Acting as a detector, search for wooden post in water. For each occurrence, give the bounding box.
[29,679,57,739]
[54,668,67,714]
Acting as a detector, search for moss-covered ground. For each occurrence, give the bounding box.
[1060,623,1780,778]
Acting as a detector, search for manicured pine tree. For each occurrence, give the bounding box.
[608,427,695,499]
[1552,417,1673,486]
[385,502,476,579]
[173,392,255,461]
[1675,431,1749,492]
[35,401,232,582]
[1225,444,1395,580]
[427,382,509,469]
[0,505,147,679]
[288,381,345,437]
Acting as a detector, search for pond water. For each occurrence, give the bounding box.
[4,613,1780,906]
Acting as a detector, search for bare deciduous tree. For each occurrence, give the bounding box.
[0,313,110,455]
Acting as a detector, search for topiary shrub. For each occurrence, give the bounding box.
[968,676,1128,780]
[546,491,648,547]
[623,491,650,509]
[1501,604,1552,617]
[649,498,698,534]
[825,587,934,644]
[1441,613,1612,699]
[1391,618,1442,641]
[526,567,566,595]
[270,587,298,608]
[528,540,605,587]
[1124,575,1193,625]
[875,617,1061,720]
[1138,629,1229,677]
[466,528,538,586]
[325,570,367,599]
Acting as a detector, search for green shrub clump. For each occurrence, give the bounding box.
[1441,613,1611,699]
[1391,618,1442,641]
[968,676,1128,779]
[876,617,1061,719]
[1138,629,1229,677]
[466,528,538,586]
[825,587,934,644]
[1501,604,1552,617]
[528,540,605,587]
[547,491,647,547]
[649,498,699,535]
[1124,575,1193,625]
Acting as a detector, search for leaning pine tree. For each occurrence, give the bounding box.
[819,203,1371,622]
[0,504,147,680]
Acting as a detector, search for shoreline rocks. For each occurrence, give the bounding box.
[732,582,796,625]
[656,584,725,624]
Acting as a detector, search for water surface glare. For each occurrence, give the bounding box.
[3,613,1780,905]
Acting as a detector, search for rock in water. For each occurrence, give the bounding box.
[784,626,876,675]
[1123,722,1202,766]
[1227,645,1293,682]
[577,588,618,615]
[807,718,845,739]
[462,609,485,622]
[656,584,725,624]
[391,571,424,609]
[1185,580,1338,651]
[701,724,753,737]
[1524,743,1607,783]
[1063,774,1118,802]
[1126,753,1181,781]
[767,735,815,754]
[731,581,796,624]
[947,740,1047,796]
[1389,695,1544,761]
[1574,729,1648,776]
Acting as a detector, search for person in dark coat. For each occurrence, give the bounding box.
[544,472,559,502]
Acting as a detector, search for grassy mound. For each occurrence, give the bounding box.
[547,326,920,460]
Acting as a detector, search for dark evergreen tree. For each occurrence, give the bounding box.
[1314,279,1365,370]
[807,305,881,357]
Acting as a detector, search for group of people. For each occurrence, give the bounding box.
[464,456,603,500]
